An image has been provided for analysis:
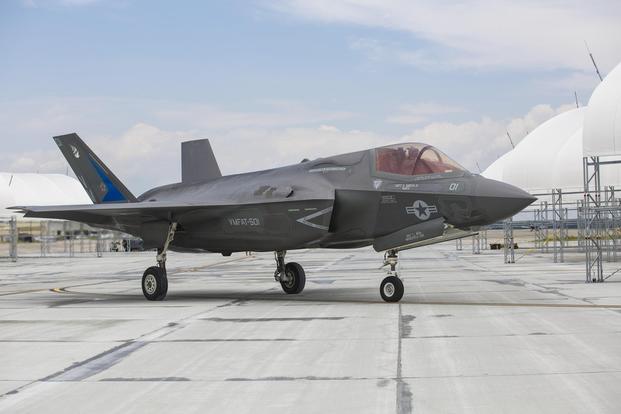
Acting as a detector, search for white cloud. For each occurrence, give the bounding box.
[541,71,601,99]
[269,0,621,73]
[155,101,355,130]
[348,37,451,70]
[0,97,360,192]
[387,102,466,125]
[0,96,574,193]
[402,103,574,172]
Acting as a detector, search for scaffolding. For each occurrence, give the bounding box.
[471,233,481,254]
[0,217,142,261]
[551,189,568,263]
[503,217,515,264]
[9,217,17,262]
[533,201,549,253]
[581,156,621,283]
[603,186,619,262]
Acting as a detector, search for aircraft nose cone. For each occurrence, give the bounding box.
[474,177,536,223]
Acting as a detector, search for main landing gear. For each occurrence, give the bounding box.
[380,249,404,303]
[274,250,306,294]
[142,222,177,301]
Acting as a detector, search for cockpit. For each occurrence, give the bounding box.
[374,143,466,177]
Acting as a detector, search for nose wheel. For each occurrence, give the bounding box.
[274,251,306,294]
[380,250,404,302]
[380,276,404,302]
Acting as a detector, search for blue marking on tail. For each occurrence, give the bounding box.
[88,156,127,202]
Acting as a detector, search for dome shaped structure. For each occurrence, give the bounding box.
[483,108,587,192]
[0,173,91,219]
[584,62,621,156]
[484,61,621,195]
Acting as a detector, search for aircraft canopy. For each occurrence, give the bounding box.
[374,143,466,176]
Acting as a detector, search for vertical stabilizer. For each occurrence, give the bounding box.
[182,139,222,183]
[54,133,136,204]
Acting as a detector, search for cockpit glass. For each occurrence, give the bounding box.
[374,143,466,176]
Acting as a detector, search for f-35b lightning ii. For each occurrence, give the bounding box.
[14,134,535,302]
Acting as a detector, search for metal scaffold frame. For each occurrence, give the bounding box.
[0,218,143,261]
[603,186,619,262]
[576,199,585,252]
[551,189,568,263]
[503,217,515,264]
[533,201,549,253]
[9,217,17,262]
[471,233,481,254]
[583,156,606,282]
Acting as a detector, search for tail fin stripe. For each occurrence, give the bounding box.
[88,156,127,202]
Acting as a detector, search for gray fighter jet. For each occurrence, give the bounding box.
[14,134,535,302]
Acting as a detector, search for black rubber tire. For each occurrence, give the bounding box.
[380,276,404,302]
[142,266,168,301]
[280,262,306,294]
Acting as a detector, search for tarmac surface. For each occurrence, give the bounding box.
[1,244,621,413]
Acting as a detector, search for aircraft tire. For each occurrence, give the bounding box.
[380,276,403,302]
[142,266,168,301]
[281,262,306,294]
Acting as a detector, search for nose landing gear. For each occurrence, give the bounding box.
[274,250,306,294]
[141,222,177,301]
[380,250,404,302]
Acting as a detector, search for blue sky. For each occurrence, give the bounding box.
[1,0,620,192]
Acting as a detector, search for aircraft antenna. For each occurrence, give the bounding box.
[506,131,515,149]
[475,161,482,173]
[574,91,579,108]
[584,41,603,82]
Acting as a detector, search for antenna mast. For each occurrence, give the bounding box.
[585,41,603,82]
[506,131,515,149]
[574,91,579,108]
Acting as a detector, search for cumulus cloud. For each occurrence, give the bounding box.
[403,103,574,172]
[0,97,364,192]
[268,0,621,72]
[0,95,573,193]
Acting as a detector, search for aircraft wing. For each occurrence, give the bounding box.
[12,197,335,226]
[12,196,336,244]
[12,201,210,225]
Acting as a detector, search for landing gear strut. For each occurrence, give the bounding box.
[142,222,177,301]
[274,250,306,294]
[380,249,404,302]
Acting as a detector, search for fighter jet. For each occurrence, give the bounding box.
[14,134,535,302]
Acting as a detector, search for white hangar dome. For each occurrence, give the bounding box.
[584,61,621,156]
[484,61,621,194]
[0,173,91,219]
[483,108,587,192]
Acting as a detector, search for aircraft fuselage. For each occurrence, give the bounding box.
[135,146,533,253]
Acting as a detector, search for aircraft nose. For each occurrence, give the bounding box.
[474,177,537,223]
